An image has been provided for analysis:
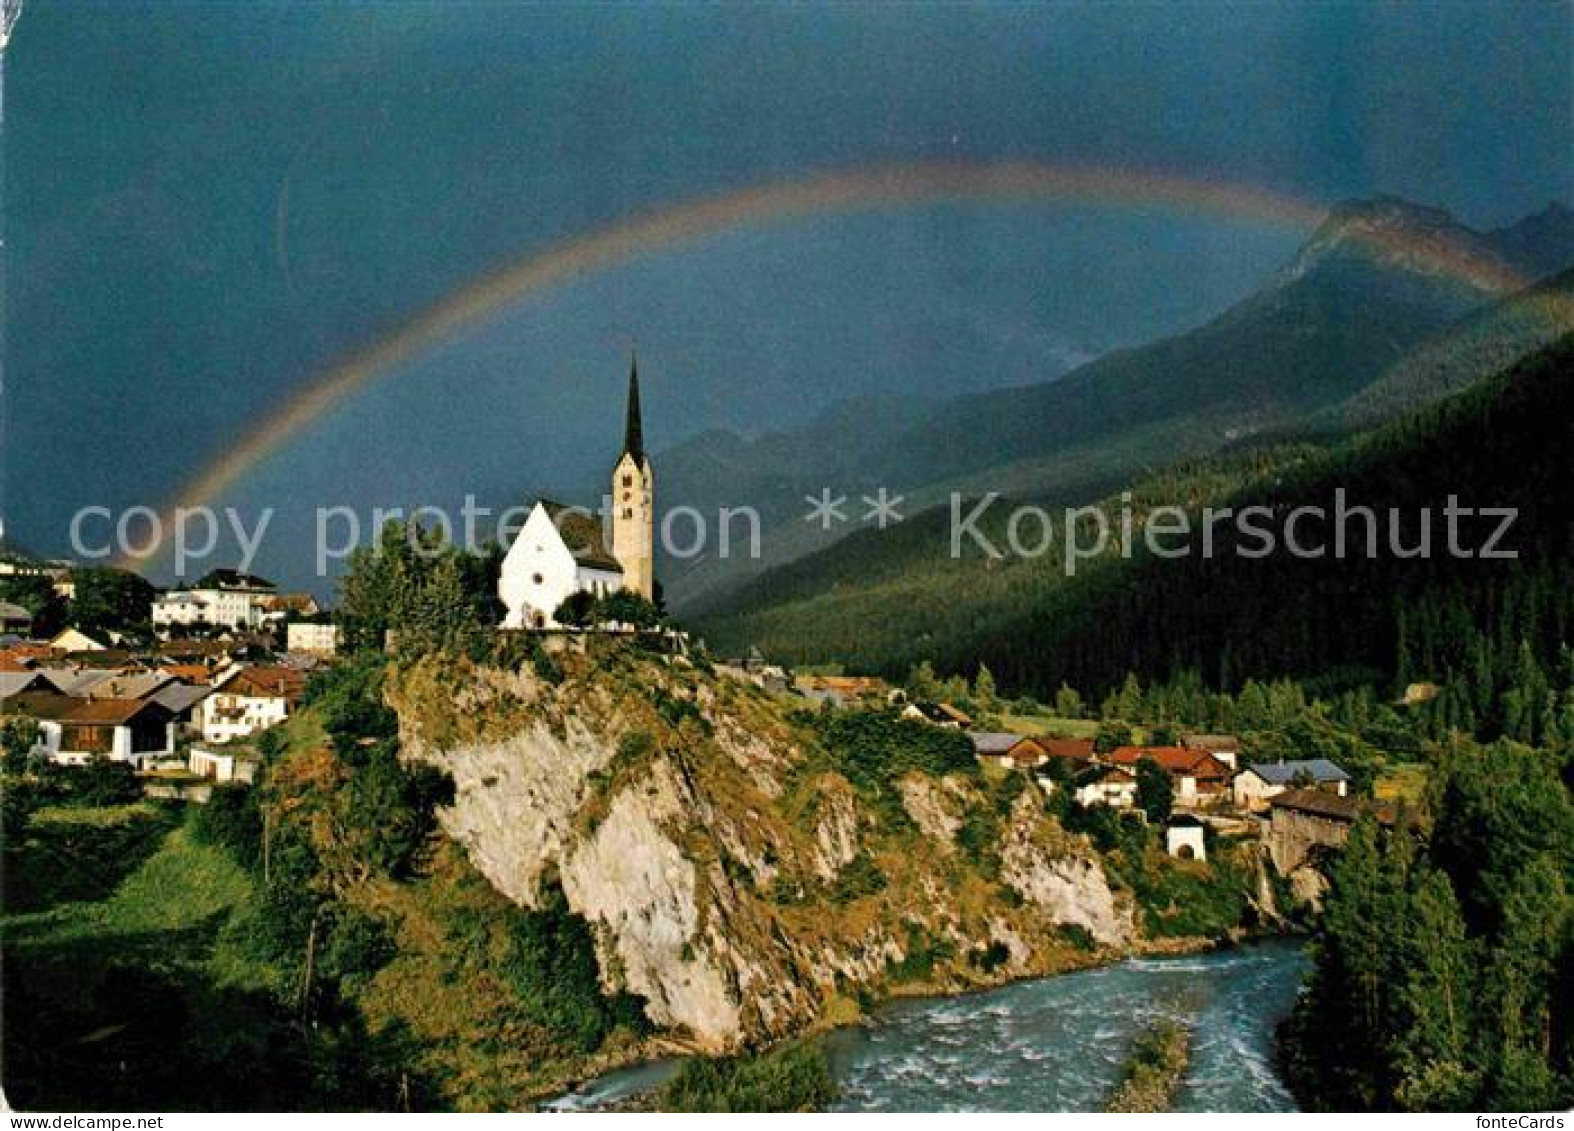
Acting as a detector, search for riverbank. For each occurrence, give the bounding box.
[547,938,1309,1112]
[541,930,1227,1109]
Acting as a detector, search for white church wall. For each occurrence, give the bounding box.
[500,504,595,629]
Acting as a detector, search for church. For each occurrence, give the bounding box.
[498,359,655,629]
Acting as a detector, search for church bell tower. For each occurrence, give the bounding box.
[610,356,655,600]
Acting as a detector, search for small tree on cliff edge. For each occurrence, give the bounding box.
[1135,756,1173,824]
[598,590,663,630]
[554,590,597,628]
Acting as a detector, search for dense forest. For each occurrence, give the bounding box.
[701,334,1574,712]
[1279,741,1572,1111]
[966,334,1573,701]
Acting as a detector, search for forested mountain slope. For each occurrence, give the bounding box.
[1326,267,1574,430]
[665,197,1563,609]
[698,335,1574,708]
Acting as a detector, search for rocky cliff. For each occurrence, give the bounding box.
[389,642,1133,1051]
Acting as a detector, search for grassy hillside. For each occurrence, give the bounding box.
[2,669,657,1111]
[3,809,307,1109]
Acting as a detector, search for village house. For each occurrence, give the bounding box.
[0,601,33,635]
[0,641,57,669]
[157,662,216,685]
[1266,788,1410,872]
[285,620,342,657]
[49,627,107,653]
[1233,759,1351,812]
[1038,736,1096,767]
[0,556,44,579]
[0,669,50,703]
[25,667,83,695]
[81,670,177,701]
[64,648,139,670]
[1180,733,1242,770]
[971,732,1050,770]
[1165,814,1208,860]
[0,554,74,598]
[34,666,129,696]
[14,691,176,767]
[931,702,975,728]
[198,665,307,744]
[757,666,791,694]
[188,746,258,785]
[499,361,655,630]
[156,639,235,667]
[715,652,791,694]
[900,701,974,729]
[727,644,771,673]
[152,682,214,735]
[1103,745,1233,805]
[1073,764,1138,809]
[256,592,321,624]
[795,674,895,707]
[152,569,279,633]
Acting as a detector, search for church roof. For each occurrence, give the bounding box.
[622,355,646,466]
[539,501,624,574]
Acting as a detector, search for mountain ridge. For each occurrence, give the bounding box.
[694,332,1574,694]
[663,194,1569,610]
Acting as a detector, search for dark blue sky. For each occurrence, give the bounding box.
[3,1,1569,585]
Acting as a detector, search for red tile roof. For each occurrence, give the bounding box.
[1269,787,1416,828]
[5,692,170,725]
[160,664,213,685]
[223,666,308,702]
[63,698,173,725]
[0,643,58,664]
[1038,737,1096,761]
[1106,745,1232,780]
[799,675,892,695]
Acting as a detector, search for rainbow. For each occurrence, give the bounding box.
[132,160,1551,564]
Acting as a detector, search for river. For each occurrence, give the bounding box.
[548,939,1309,1112]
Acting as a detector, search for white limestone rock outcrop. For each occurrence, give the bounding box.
[390,652,1141,1050]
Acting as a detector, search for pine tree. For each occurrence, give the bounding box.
[1054,683,1084,720]
[1395,868,1480,1110]
[908,660,939,700]
[1116,671,1144,721]
[1485,855,1569,1110]
[973,664,998,711]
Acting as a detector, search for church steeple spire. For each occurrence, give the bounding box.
[623,353,645,465]
[610,354,655,600]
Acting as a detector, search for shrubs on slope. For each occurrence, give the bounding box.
[658,1041,837,1113]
